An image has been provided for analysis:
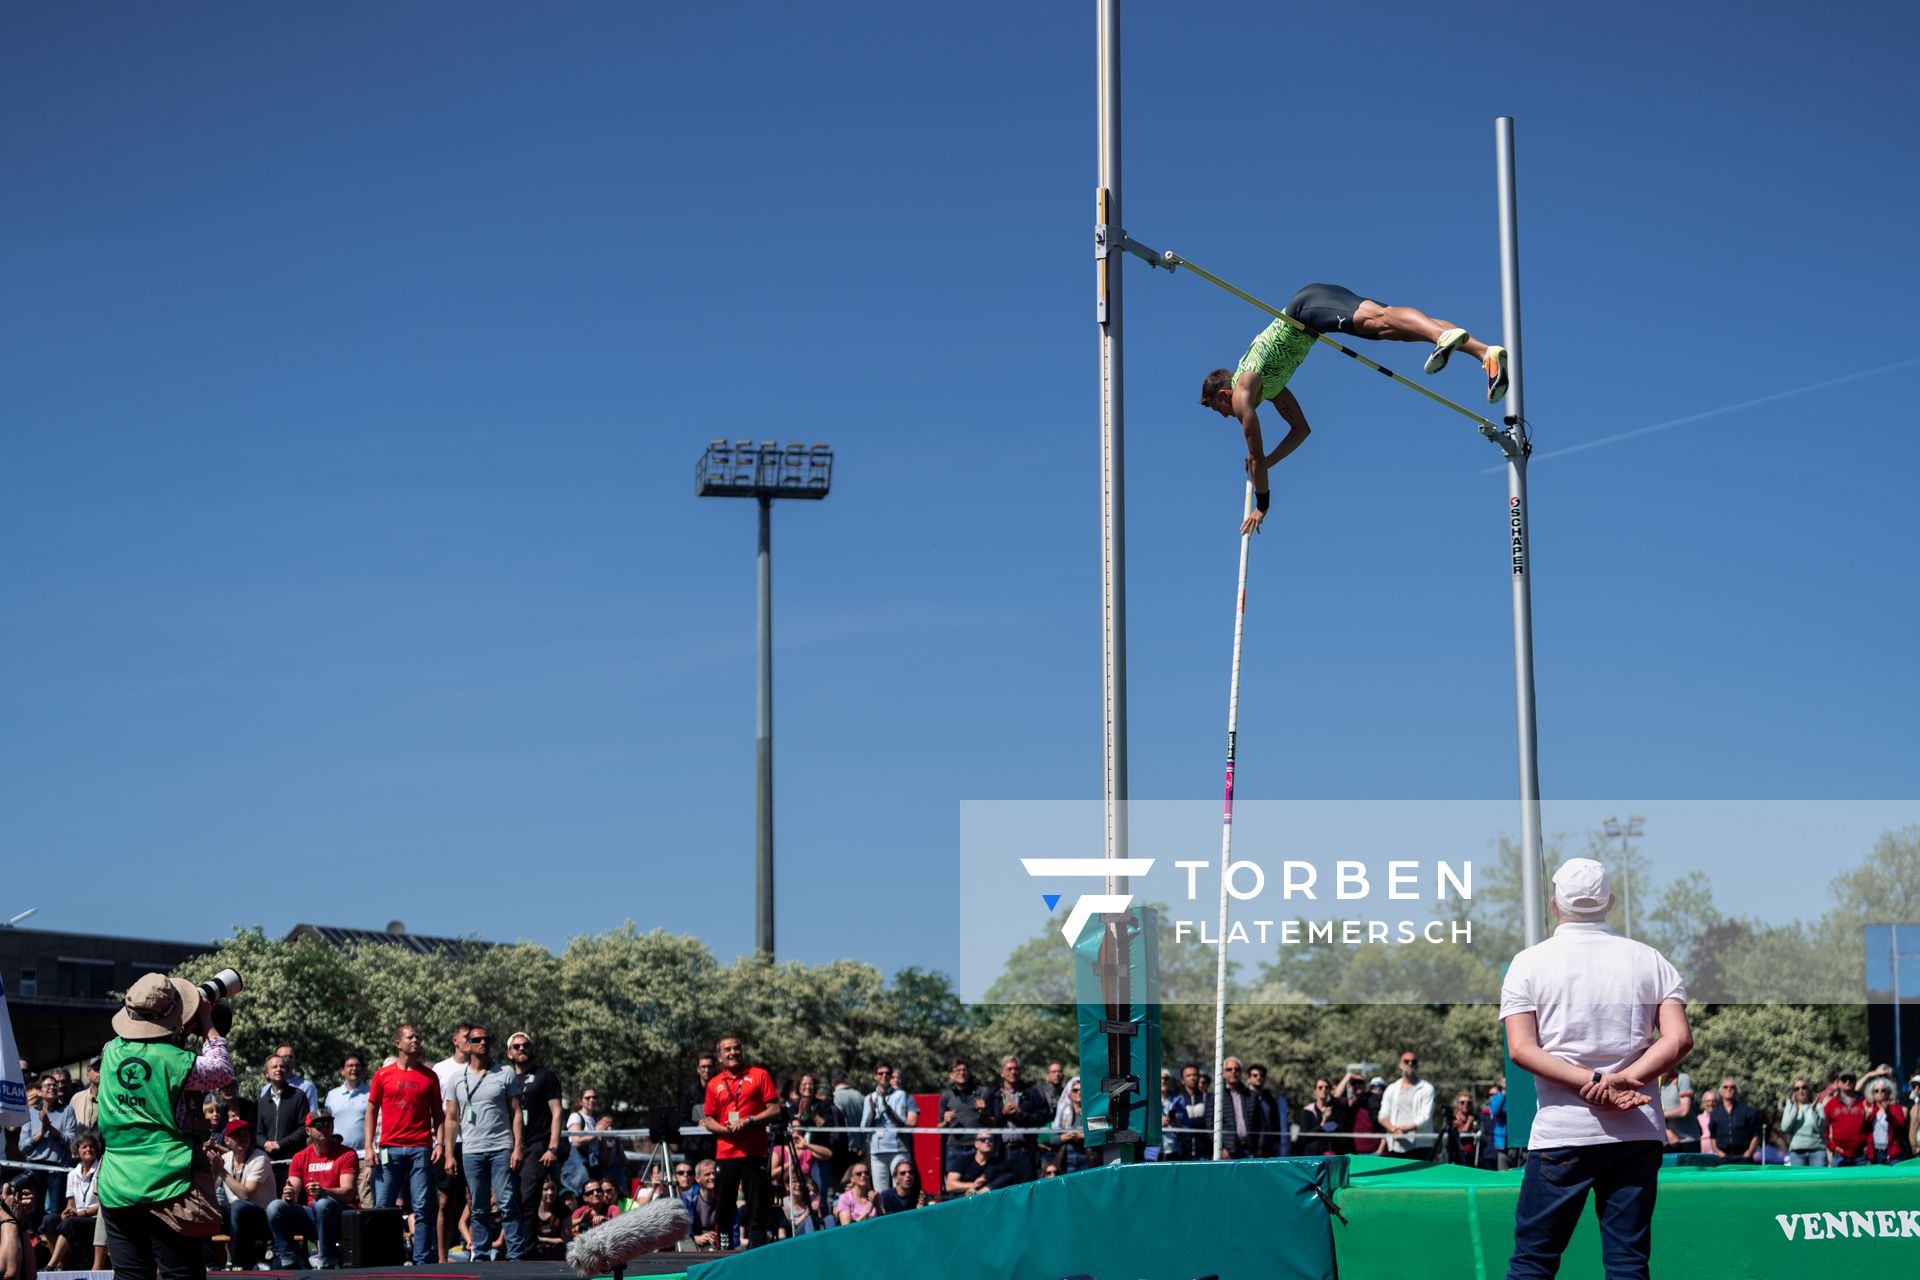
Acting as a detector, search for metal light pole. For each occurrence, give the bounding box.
[696,441,834,958]
[1496,117,1546,948]
[1601,816,1645,939]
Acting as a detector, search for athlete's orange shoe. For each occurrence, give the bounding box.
[1484,346,1510,402]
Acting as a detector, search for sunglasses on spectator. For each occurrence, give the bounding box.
[467,1035,489,1043]
[1401,1057,1417,1065]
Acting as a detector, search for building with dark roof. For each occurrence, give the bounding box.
[3,920,505,1072]
[0,925,212,1070]
[284,920,499,956]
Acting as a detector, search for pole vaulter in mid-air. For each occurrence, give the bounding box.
[1199,282,1511,534]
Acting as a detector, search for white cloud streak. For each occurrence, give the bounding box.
[1482,356,1920,470]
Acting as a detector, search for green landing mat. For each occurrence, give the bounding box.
[688,1158,1340,1280]
[1333,1155,1920,1279]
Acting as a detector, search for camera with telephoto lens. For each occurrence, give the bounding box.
[197,968,243,1004]
[766,1099,793,1143]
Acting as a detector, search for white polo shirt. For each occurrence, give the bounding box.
[1499,922,1687,1149]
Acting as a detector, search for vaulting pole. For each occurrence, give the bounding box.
[1211,480,1254,1159]
[1496,116,1545,947]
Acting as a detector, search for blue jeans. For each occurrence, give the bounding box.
[1831,1153,1867,1167]
[227,1199,271,1269]
[462,1149,527,1261]
[374,1146,438,1264]
[560,1144,592,1194]
[1785,1149,1828,1166]
[266,1196,342,1265]
[1507,1141,1661,1280]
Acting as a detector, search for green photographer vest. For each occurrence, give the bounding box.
[96,1036,195,1208]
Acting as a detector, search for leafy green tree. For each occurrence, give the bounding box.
[1828,826,1920,925]
[1684,1003,1855,1119]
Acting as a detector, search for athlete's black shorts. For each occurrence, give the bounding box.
[1283,283,1372,335]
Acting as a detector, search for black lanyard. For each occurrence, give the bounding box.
[461,1068,488,1114]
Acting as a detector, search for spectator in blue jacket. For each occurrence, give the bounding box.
[1484,1082,1510,1169]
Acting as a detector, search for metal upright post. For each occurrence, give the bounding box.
[1097,0,1129,900]
[1496,117,1545,948]
[1096,0,1135,1165]
[756,495,775,958]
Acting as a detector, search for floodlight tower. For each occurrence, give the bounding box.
[696,441,834,958]
[1601,815,1645,939]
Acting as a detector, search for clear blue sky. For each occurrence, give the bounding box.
[4,2,1915,970]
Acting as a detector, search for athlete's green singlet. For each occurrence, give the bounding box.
[1233,319,1314,401]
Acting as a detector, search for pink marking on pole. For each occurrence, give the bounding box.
[1223,762,1235,822]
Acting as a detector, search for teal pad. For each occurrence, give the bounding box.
[688,1157,1342,1280]
[1073,903,1161,1151]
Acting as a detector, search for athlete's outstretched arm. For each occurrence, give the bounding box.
[1232,371,1270,535]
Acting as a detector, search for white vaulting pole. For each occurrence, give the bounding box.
[1212,480,1254,1159]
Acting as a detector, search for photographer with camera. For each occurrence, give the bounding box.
[699,1036,779,1251]
[860,1060,920,1185]
[96,969,239,1280]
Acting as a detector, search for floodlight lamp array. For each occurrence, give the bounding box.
[695,440,832,499]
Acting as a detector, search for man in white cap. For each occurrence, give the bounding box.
[1499,858,1693,1280]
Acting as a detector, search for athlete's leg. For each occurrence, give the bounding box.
[1351,301,1491,358]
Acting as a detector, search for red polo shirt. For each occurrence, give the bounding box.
[368,1062,443,1150]
[704,1066,778,1160]
[1824,1092,1869,1158]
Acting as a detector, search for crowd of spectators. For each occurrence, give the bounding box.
[7,1035,1918,1269]
[1658,1063,1916,1165]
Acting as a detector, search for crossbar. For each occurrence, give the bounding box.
[1159,251,1515,451]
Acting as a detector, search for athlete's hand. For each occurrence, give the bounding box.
[1580,1071,1649,1106]
[1240,508,1266,536]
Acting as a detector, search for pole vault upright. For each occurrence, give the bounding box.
[1496,117,1545,948]
[1096,0,1128,900]
[1092,0,1143,1166]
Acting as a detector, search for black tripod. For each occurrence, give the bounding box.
[771,1110,825,1235]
